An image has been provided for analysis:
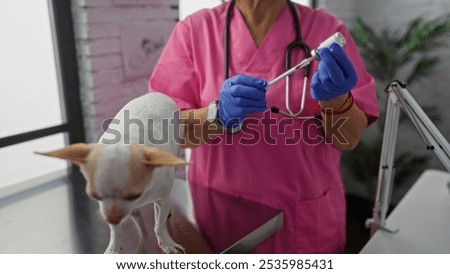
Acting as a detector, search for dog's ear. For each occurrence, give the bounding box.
[35,143,93,165]
[142,146,187,167]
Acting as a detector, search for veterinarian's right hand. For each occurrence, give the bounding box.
[218,74,268,130]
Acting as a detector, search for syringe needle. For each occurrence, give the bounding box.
[267,57,314,86]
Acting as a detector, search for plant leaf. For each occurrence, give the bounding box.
[405,57,440,84]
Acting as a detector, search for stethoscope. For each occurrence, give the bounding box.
[224,0,317,120]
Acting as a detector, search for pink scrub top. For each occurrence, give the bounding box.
[149,2,379,253]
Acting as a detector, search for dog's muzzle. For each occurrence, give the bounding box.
[105,206,124,225]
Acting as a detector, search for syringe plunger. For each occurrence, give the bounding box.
[311,32,346,59]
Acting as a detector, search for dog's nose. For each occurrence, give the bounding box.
[106,207,124,225]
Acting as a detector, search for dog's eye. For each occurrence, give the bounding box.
[122,194,142,201]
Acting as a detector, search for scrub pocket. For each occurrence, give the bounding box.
[295,190,345,253]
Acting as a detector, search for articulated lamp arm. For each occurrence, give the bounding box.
[366,80,450,235]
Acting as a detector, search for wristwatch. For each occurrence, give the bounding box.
[206,99,219,123]
[206,99,242,134]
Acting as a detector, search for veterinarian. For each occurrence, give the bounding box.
[149,0,379,253]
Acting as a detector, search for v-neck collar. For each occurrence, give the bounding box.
[229,3,294,75]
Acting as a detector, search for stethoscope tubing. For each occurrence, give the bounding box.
[224,0,314,120]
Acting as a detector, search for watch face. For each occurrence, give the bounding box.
[207,101,218,122]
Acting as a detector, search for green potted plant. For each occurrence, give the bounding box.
[343,14,450,204]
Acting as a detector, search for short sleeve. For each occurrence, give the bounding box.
[148,21,199,110]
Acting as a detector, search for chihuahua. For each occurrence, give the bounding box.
[37,92,187,254]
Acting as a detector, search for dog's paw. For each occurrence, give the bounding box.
[105,248,123,254]
[160,242,185,254]
[105,246,124,254]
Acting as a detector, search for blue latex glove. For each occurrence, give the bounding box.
[311,43,357,101]
[218,74,268,129]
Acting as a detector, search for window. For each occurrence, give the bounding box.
[0,0,84,189]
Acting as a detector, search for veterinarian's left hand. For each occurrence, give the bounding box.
[311,43,357,101]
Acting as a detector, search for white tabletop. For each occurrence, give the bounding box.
[361,169,450,253]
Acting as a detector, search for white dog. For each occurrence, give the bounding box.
[37,93,186,254]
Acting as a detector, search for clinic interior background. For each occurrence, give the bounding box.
[0,0,449,232]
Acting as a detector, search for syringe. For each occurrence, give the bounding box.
[267,32,347,87]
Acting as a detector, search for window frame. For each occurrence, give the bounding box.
[0,0,85,149]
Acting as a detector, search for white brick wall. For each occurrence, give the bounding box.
[71,0,178,142]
